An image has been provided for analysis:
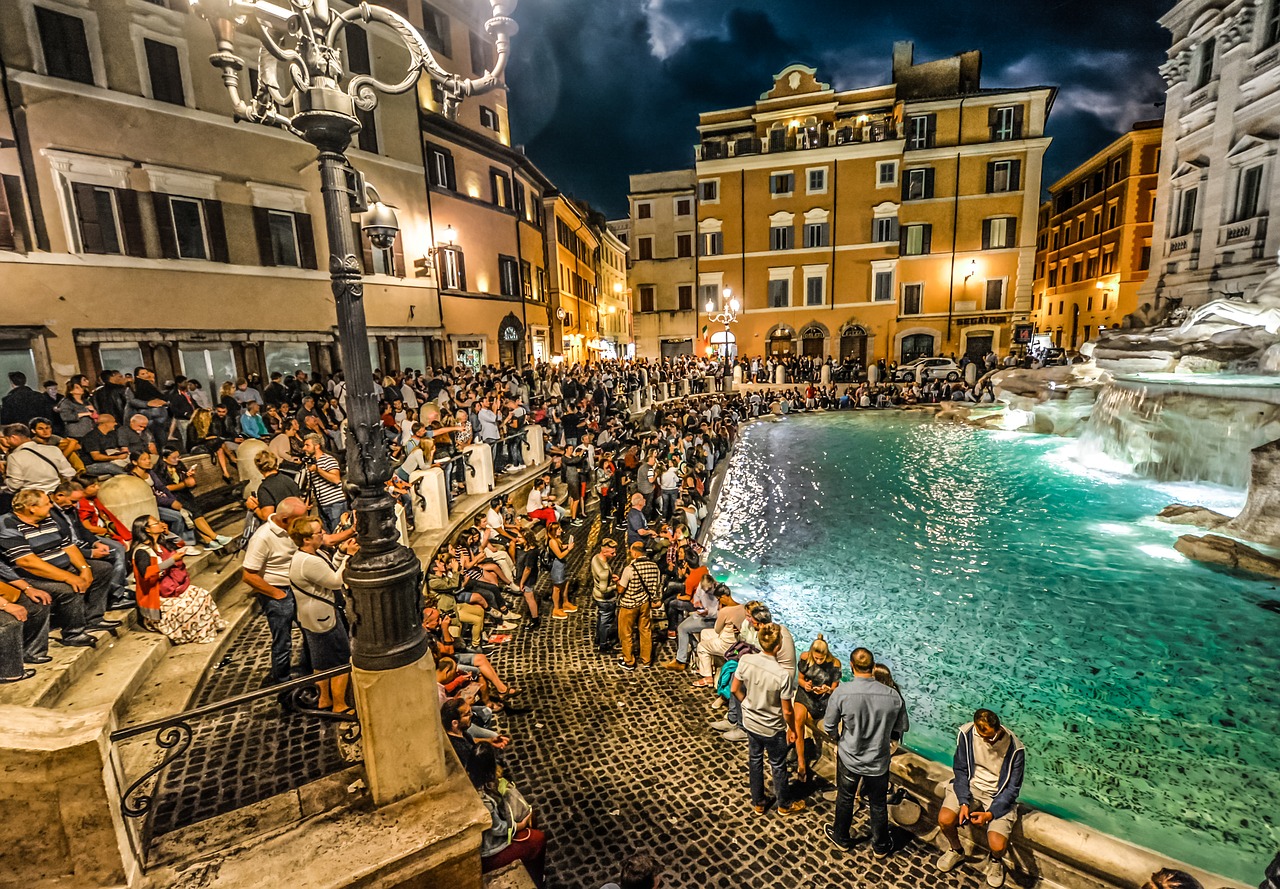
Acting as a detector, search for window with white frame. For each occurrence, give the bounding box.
[1235,165,1264,221]
[636,201,653,220]
[71,183,125,255]
[987,159,1021,193]
[1175,187,1198,236]
[804,268,826,306]
[34,3,98,85]
[141,36,186,106]
[904,167,933,201]
[700,230,723,256]
[770,223,794,250]
[873,215,898,243]
[807,167,828,194]
[901,283,923,315]
[166,196,208,259]
[699,179,719,203]
[982,216,1017,249]
[266,210,299,266]
[901,223,931,255]
[768,270,791,308]
[873,268,894,302]
[438,245,465,290]
[803,221,834,248]
[877,161,898,187]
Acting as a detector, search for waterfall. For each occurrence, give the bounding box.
[1076,380,1280,488]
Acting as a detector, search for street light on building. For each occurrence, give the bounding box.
[706,286,741,359]
[185,0,517,679]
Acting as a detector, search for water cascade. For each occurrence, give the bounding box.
[1075,377,1280,488]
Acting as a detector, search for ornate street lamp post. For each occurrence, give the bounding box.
[186,0,517,673]
[706,286,741,360]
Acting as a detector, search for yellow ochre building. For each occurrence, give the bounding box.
[689,43,1055,367]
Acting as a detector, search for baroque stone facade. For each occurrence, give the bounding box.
[1139,0,1280,318]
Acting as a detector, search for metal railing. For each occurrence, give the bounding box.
[110,666,359,822]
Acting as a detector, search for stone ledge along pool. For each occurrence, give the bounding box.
[707,411,1278,884]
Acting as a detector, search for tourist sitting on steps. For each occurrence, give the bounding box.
[692,585,747,688]
[129,514,226,645]
[0,487,115,648]
[935,708,1026,888]
[468,744,547,887]
[0,576,51,682]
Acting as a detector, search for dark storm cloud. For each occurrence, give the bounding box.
[505,1,1170,216]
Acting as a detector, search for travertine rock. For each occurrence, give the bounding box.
[1156,503,1231,530]
[1223,438,1280,547]
[1174,533,1280,580]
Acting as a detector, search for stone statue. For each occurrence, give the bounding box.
[1177,249,1280,335]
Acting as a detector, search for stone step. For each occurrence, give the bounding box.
[0,604,140,709]
[53,627,170,718]
[483,862,538,889]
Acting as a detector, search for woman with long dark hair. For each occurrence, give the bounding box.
[127,515,225,643]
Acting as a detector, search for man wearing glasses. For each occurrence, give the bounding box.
[935,708,1026,887]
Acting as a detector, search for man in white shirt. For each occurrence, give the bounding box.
[2,424,75,494]
[732,623,805,816]
[241,496,306,685]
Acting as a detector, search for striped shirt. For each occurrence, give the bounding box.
[309,453,347,507]
[618,557,662,609]
[0,513,74,577]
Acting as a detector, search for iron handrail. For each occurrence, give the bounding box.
[110,665,358,822]
[110,665,354,742]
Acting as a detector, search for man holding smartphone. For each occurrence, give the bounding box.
[936,708,1026,887]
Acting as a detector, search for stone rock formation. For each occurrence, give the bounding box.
[1156,504,1231,531]
[1173,533,1280,580]
[1222,438,1280,547]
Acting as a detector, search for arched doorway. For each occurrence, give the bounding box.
[709,330,737,360]
[767,325,795,356]
[801,325,825,358]
[497,313,524,367]
[901,333,935,364]
[840,324,868,368]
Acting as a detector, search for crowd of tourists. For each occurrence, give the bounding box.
[0,358,1250,889]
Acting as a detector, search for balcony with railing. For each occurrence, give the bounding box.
[695,114,898,161]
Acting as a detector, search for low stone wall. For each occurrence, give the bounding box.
[886,750,1250,889]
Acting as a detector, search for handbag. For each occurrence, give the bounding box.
[499,778,532,825]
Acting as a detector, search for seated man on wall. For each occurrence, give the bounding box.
[0,488,116,648]
[935,707,1026,888]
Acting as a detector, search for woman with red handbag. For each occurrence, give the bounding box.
[127,515,226,644]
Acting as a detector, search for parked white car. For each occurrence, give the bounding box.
[893,356,962,382]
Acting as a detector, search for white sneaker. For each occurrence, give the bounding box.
[503,611,523,621]
[497,621,519,632]
[709,719,735,732]
[983,856,1005,888]
[936,848,965,873]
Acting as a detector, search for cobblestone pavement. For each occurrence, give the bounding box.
[148,499,988,888]
[488,505,989,889]
[149,617,352,836]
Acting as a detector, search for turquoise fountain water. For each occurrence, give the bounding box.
[708,412,1279,883]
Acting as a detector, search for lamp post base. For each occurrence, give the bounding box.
[351,653,449,806]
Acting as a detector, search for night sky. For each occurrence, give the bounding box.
[503,0,1171,219]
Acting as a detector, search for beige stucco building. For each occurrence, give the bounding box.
[692,45,1054,367]
[622,169,698,358]
[0,0,562,385]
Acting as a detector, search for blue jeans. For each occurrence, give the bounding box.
[595,598,617,650]
[747,728,791,807]
[318,500,347,533]
[97,536,129,591]
[834,760,891,854]
[258,589,297,685]
[676,613,714,664]
[158,506,195,544]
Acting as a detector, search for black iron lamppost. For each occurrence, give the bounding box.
[187,0,517,672]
